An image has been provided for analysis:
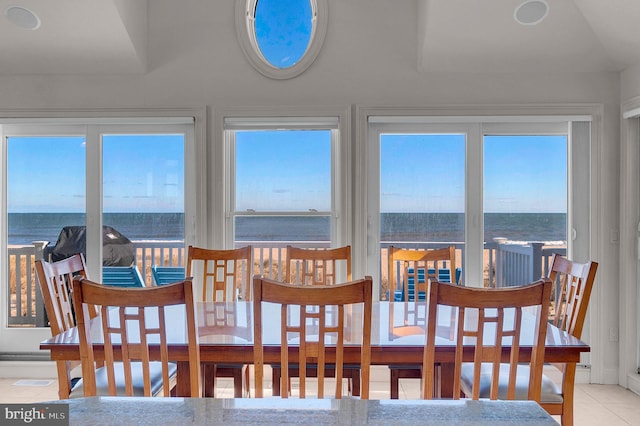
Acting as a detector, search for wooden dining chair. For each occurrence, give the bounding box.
[252,275,372,399]
[273,245,360,396]
[422,278,552,402]
[387,245,456,399]
[35,254,99,399]
[71,276,201,397]
[284,245,351,286]
[186,245,252,397]
[537,254,598,425]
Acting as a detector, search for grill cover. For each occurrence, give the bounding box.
[44,225,135,266]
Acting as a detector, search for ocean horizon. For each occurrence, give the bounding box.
[7,212,566,246]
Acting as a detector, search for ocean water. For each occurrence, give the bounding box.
[7,212,566,245]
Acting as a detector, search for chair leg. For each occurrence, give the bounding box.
[561,364,577,426]
[272,367,281,396]
[390,368,400,399]
[243,365,251,398]
[229,368,242,398]
[202,363,215,397]
[350,370,360,397]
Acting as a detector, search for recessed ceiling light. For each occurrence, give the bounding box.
[514,0,549,26]
[5,5,41,30]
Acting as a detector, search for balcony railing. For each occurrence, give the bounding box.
[7,239,565,328]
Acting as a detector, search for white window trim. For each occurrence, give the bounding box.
[356,104,602,382]
[235,0,328,80]
[0,108,205,354]
[620,95,640,393]
[215,106,350,250]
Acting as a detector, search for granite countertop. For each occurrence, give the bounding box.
[40,397,557,426]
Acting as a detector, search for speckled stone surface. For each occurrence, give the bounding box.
[42,397,557,425]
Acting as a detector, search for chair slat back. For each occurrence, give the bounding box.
[72,277,201,397]
[284,245,351,286]
[422,278,552,402]
[35,254,97,335]
[186,245,253,302]
[548,254,598,339]
[388,246,457,302]
[253,276,372,399]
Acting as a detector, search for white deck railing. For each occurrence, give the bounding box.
[7,239,565,327]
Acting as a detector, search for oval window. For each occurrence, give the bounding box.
[236,0,328,79]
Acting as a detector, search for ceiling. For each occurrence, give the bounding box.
[0,0,638,75]
[0,0,147,74]
[418,0,640,73]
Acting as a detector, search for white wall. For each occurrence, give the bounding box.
[622,64,640,101]
[0,0,623,384]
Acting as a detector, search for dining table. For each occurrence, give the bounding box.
[40,396,558,425]
[40,300,589,398]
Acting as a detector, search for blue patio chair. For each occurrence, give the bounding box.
[151,265,186,286]
[102,265,145,288]
[394,267,459,302]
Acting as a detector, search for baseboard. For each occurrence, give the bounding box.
[627,373,640,396]
[0,361,57,379]
[575,365,591,384]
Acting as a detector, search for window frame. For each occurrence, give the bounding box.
[235,0,328,80]
[0,110,203,354]
[361,112,591,298]
[223,116,344,248]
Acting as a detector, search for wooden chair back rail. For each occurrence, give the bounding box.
[285,245,352,286]
[274,245,359,397]
[540,254,598,426]
[35,254,100,399]
[186,245,253,302]
[253,276,372,399]
[72,277,201,398]
[185,245,253,398]
[549,254,598,338]
[35,254,96,335]
[422,279,552,402]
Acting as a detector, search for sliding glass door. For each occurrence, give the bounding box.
[0,121,193,353]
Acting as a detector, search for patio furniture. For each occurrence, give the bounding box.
[151,265,186,286]
[102,265,145,288]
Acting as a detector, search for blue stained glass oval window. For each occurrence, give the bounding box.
[254,0,313,69]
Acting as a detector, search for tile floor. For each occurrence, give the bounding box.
[1,366,640,425]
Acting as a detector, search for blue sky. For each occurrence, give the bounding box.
[254,0,312,68]
[381,134,566,213]
[235,130,331,211]
[7,132,567,214]
[8,135,184,213]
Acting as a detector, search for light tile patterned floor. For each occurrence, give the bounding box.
[1,365,640,425]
